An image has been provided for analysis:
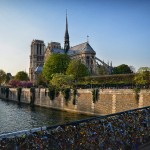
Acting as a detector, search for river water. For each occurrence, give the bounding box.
[0,99,93,134]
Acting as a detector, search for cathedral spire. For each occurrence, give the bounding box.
[64,10,70,53]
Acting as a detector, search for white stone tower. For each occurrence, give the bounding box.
[29,40,45,82]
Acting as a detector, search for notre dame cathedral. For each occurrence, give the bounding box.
[29,14,113,82]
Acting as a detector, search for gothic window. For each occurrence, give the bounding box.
[40,44,42,55]
[86,56,90,66]
[37,44,39,55]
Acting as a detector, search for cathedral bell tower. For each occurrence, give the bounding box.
[29,40,45,82]
[64,12,70,53]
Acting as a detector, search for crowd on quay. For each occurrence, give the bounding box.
[0,107,150,150]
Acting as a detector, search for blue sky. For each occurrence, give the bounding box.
[0,0,150,75]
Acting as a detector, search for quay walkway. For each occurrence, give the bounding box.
[0,106,150,149]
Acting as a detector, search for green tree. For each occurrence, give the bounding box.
[0,69,6,85]
[66,60,90,79]
[113,64,133,74]
[50,73,74,89]
[5,73,12,83]
[137,67,150,73]
[98,65,109,75]
[15,71,29,81]
[134,70,150,87]
[36,74,47,87]
[43,54,70,81]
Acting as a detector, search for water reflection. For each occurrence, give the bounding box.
[0,99,92,134]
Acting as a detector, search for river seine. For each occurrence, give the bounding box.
[0,99,93,134]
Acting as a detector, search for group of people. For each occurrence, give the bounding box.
[0,107,150,150]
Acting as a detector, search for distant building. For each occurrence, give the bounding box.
[29,14,113,83]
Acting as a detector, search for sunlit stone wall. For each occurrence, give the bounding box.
[0,88,150,115]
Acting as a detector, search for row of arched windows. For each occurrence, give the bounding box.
[37,44,43,55]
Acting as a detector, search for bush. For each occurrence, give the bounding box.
[5,87,9,99]
[133,88,140,104]
[61,88,70,104]
[48,86,55,100]
[79,74,135,86]
[48,86,60,100]
[17,87,22,102]
[9,80,33,88]
[92,88,99,103]
[73,88,77,105]
[30,87,35,106]
[50,74,74,89]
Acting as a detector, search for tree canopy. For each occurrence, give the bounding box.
[43,54,70,81]
[36,74,47,87]
[66,60,90,79]
[137,67,150,73]
[5,73,12,83]
[98,65,109,75]
[134,70,150,86]
[50,73,74,89]
[15,71,29,81]
[113,64,133,74]
[0,69,6,85]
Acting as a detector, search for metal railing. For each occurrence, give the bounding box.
[0,105,149,139]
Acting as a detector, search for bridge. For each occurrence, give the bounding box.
[0,106,149,149]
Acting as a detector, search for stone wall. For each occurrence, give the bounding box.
[0,87,150,115]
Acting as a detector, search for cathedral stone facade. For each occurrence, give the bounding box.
[29,15,112,83]
[29,40,45,81]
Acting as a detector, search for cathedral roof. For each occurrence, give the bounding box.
[51,48,65,54]
[35,64,43,74]
[69,42,96,55]
[45,42,96,56]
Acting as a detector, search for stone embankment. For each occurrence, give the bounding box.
[0,87,150,115]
